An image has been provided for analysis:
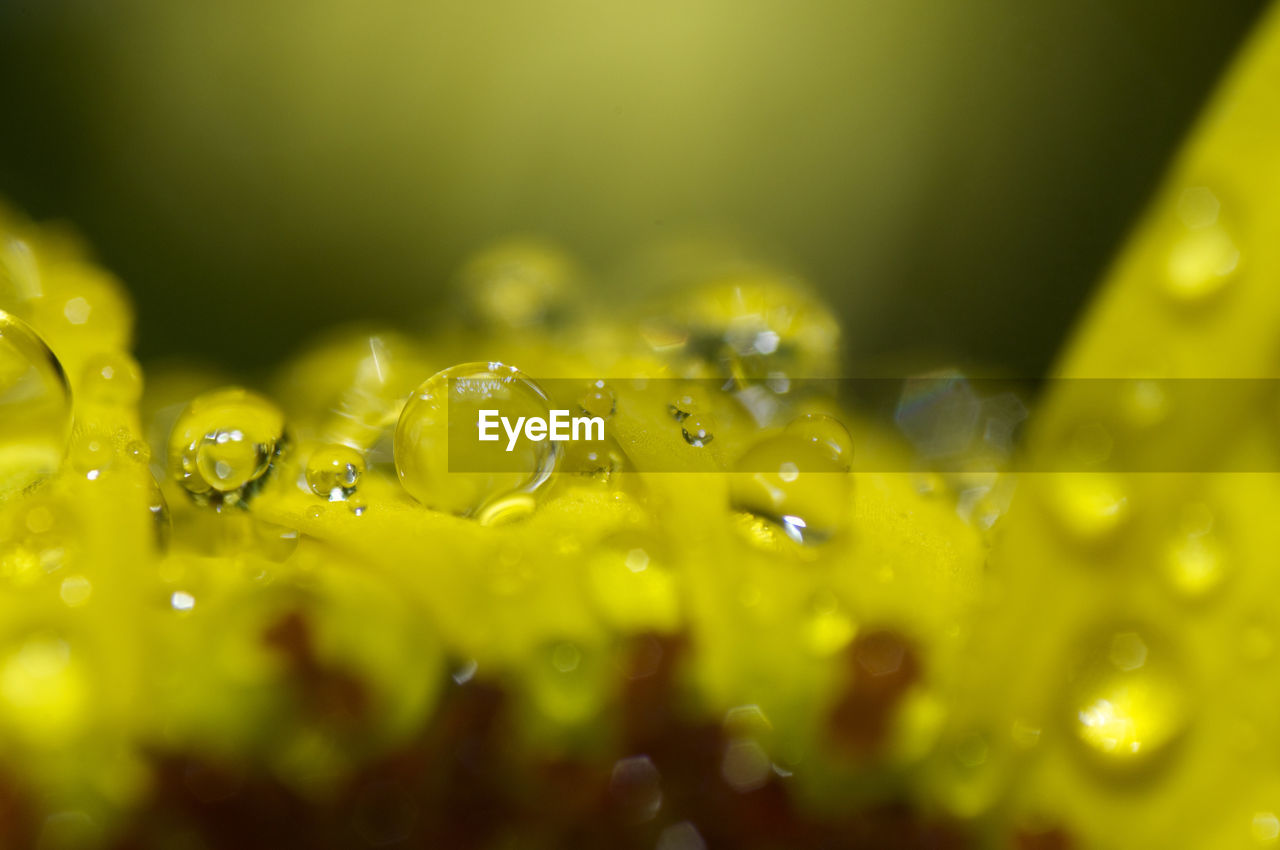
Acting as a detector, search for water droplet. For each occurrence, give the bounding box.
[0,310,71,497]
[785,413,853,470]
[578,379,616,419]
[170,590,196,611]
[1165,187,1239,303]
[1045,472,1130,545]
[69,430,115,478]
[730,435,852,546]
[1163,502,1228,598]
[669,274,840,380]
[253,520,299,562]
[567,439,631,485]
[1121,379,1169,430]
[393,362,560,516]
[462,238,577,329]
[168,388,286,507]
[147,478,171,552]
[1068,627,1189,768]
[305,444,364,501]
[125,440,150,464]
[681,416,714,447]
[79,351,142,407]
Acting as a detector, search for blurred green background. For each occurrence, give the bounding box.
[0,0,1266,375]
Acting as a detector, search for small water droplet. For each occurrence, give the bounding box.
[1165,187,1239,303]
[79,352,142,407]
[394,362,560,517]
[305,444,364,501]
[1162,502,1228,598]
[461,239,577,329]
[578,379,616,419]
[69,431,114,478]
[681,416,714,447]
[0,310,71,496]
[1045,472,1130,545]
[1068,627,1188,768]
[168,388,286,507]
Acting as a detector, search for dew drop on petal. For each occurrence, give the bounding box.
[0,310,71,497]
[1068,627,1189,768]
[730,434,851,547]
[168,388,286,507]
[305,444,365,501]
[393,362,559,517]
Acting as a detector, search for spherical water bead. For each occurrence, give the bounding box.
[671,274,840,379]
[0,311,71,497]
[79,351,142,407]
[306,444,365,501]
[68,429,116,479]
[568,440,631,486]
[785,413,854,470]
[394,362,560,517]
[681,416,715,447]
[1164,186,1239,304]
[168,388,286,506]
[1068,628,1189,769]
[669,389,716,447]
[1043,472,1131,546]
[461,238,577,329]
[730,434,852,546]
[1162,502,1228,598]
[578,379,616,419]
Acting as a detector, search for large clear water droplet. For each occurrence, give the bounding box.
[0,310,71,497]
[730,432,852,546]
[393,362,560,517]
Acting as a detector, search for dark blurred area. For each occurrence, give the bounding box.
[0,0,1268,376]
